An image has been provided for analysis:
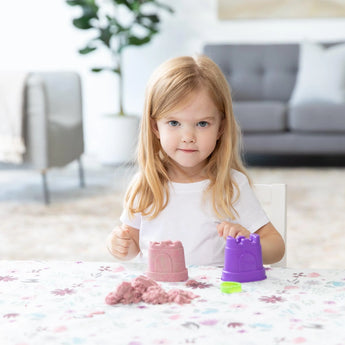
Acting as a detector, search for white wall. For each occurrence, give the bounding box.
[1,0,345,156]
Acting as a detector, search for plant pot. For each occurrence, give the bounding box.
[98,114,140,165]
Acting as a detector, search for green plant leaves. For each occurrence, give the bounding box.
[91,67,121,74]
[66,0,174,57]
[127,36,151,46]
[66,0,174,114]
[79,46,97,54]
[73,16,94,30]
[99,27,113,47]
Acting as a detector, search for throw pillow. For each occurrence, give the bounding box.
[289,42,345,105]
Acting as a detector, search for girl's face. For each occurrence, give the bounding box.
[153,87,223,182]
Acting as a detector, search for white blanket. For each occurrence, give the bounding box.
[0,72,28,163]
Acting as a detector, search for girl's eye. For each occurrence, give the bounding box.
[168,120,179,127]
[197,121,209,128]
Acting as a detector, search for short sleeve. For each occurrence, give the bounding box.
[231,170,269,232]
[120,208,141,229]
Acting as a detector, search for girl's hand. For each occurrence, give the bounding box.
[107,225,139,260]
[217,221,251,240]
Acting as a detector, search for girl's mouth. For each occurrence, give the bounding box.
[178,149,197,153]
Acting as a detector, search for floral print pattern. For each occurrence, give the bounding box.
[1,261,345,345]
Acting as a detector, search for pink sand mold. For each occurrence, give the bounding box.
[105,275,197,305]
[221,234,267,283]
[146,240,188,282]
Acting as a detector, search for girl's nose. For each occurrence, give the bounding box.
[181,131,196,143]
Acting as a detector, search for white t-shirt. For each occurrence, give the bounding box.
[120,170,269,266]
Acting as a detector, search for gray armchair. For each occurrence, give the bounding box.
[23,71,85,203]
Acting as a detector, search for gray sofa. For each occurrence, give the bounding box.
[203,43,345,157]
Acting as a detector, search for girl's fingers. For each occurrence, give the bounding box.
[112,247,129,258]
[111,239,130,257]
[112,228,131,247]
[117,227,131,239]
[108,227,132,258]
[217,223,224,237]
[113,237,130,249]
[217,222,251,239]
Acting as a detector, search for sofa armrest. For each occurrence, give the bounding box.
[25,72,84,170]
[25,74,49,169]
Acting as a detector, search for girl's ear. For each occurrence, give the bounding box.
[151,119,160,139]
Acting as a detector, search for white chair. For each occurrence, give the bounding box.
[254,183,287,267]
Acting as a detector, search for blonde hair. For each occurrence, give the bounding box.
[125,55,249,220]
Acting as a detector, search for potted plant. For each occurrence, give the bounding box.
[66,0,173,164]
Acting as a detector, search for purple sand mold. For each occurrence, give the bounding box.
[221,234,266,283]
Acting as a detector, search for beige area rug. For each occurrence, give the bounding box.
[1,161,344,269]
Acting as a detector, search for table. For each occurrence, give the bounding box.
[1,261,345,345]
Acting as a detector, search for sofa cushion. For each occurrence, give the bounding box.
[289,102,345,132]
[233,101,286,133]
[290,42,345,105]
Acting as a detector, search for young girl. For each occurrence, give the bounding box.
[107,55,285,266]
